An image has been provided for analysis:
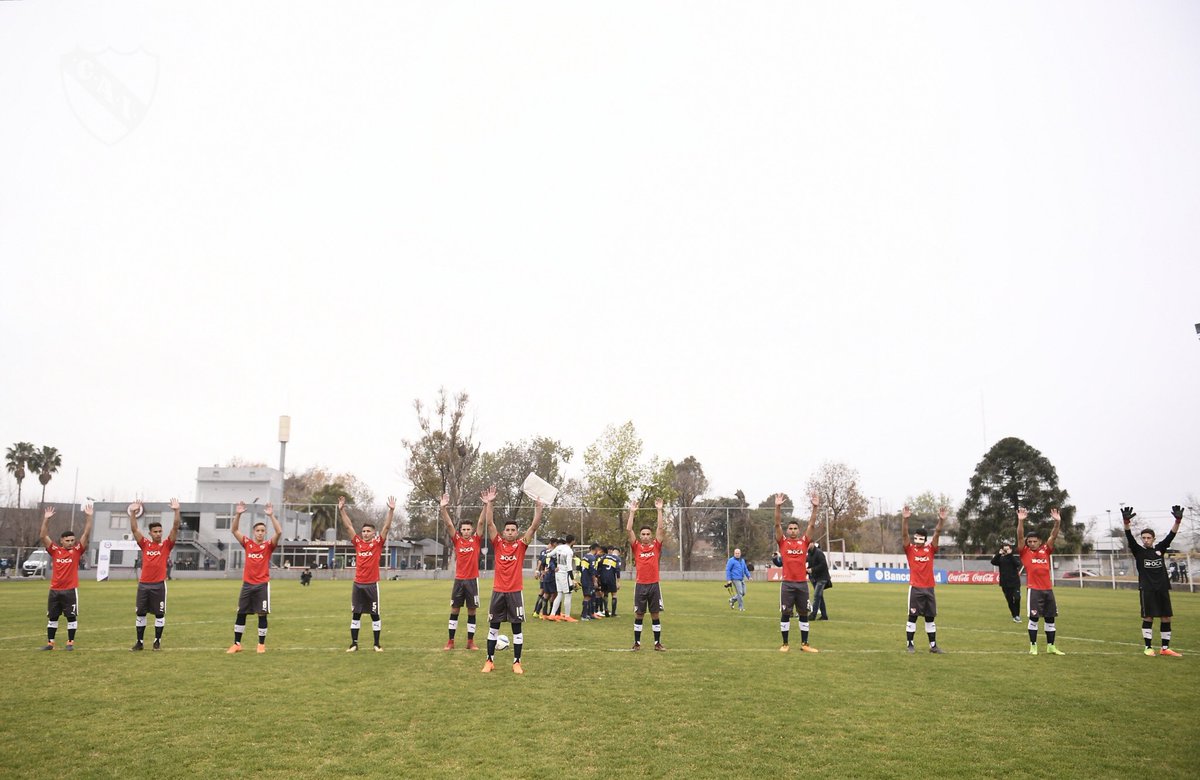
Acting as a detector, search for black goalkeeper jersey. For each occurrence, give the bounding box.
[1126,529,1175,592]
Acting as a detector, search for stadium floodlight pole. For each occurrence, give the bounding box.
[278,415,292,538]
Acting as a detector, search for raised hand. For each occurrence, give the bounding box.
[440,493,450,508]
[1171,505,1185,522]
[1049,508,1061,522]
[1016,507,1028,522]
[236,500,246,514]
[83,502,94,518]
[810,492,820,509]
[775,493,785,507]
[337,495,346,510]
[1121,506,1136,523]
[630,500,639,512]
[169,497,180,510]
[265,502,276,517]
[44,506,56,520]
[387,495,397,511]
[654,498,664,510]
[127,501,140,518]
[481,485,498,504]
[938,507,949,521]
[902,506,912,520]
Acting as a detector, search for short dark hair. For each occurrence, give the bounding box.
[59,531,75,541]
[786,520,800,528]
[639,525,653,534]
[589,543,600,551]
[253,522,267,530]
[148,521,162,531]
[564,534,575,544]
[1140,528,1156,538]
[503,520,519,529]
[361,522,375,531]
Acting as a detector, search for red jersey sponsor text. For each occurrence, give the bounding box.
[241,537,277,584]
[453,533,482,579]
[47,542,85,590]
[353,536,384,584]
[905,543,939,588]
[633,539,662,584]
[492,536,528,593]
[1021,545,1054,590]
[777,536,810,582]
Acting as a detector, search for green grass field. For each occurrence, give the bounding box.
[2,577,1198,779]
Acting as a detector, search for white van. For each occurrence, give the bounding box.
[23,549,50,577]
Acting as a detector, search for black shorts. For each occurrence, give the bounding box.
[47,589,78,620]
[541,574,557,594]
[488,591,525,624]
[780,581,810,615]
[582,578,596,596]
[1139,589,1173,618]
[1027,588,1057,620]
[632,582,664,614]
[599,577,619,594]
[908,587,937,619]
[450,578,480,609]
[136,581,167,615]
[238,582,271,614]
[351,582,380,614]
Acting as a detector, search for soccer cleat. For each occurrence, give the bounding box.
[801,644,819,654]
[929,645,945,654]
[346,643,358,653]
[1144,647,1157,657]
[226,643,242,654]
[256,644,266,654]
[1046,645,1065,656]
[481,659,494,673]
[1029,644,1038,655]
[152,640,160,651]
[906,645,915,654]
[64,641,74,651]
[730,598,736,609]
[779,644,790,653]
[654,643,666,652]
[1013,616,1022,623]
[466,639,479,651]
[537,614,548,621]
[563,616,578,623]
[373,645,383,653]
[131,641,144,652]
[630,642,641,651]
[40,642,55,651]
[1160,648,1182,657]
[443,639,455,651]
[512,661,524,674]
[592,613,604,620]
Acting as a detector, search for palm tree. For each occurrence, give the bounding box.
[30,445,62,504]
[5,441,36,508]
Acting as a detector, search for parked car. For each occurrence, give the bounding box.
[1061,569,1099,579]
[22,549,50,577]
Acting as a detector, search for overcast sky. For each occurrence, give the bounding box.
[2,2,1198,537]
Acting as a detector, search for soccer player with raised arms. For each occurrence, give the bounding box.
[38,504,93,651]
[129,498,181,651]
[440,487,491,650]
[339,494,396,652]
[226,500,282,654]
[774,491,821,653]
[482,496,544,674]
[1123,504,1184,657]
[626,498,667,651]
[1017,506,1064,656]
[902,504,947,654]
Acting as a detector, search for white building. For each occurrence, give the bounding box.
[87,466,311,572]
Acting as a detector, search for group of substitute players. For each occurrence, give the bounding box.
[31,489,1188,667]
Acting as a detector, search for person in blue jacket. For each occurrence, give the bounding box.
[725,548,750,611]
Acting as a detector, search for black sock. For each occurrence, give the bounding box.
[1161,621,1171,649]
[235,613,246,644]
[67,626,76,642]
[154,614,164,641]
[48,624,57,641]
[652,619,661,644]
[512,623,523,661]
[137,624,146,642]
[258,615,268,645]
[466,614,476,639]
[1143,619,1154,649]
[634,619,643,645]
[371,612,381,646]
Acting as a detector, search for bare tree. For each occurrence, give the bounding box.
[806,462,869,551]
